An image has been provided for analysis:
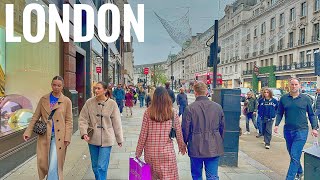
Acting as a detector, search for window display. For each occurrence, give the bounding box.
[0,0,60,137]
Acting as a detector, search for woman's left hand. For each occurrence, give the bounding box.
[64,141,70,147]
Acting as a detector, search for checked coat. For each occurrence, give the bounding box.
[136,109,186,180]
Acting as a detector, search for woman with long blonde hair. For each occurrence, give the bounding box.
[136,87,186,179]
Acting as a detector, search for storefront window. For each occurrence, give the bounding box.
[276,80,289,93]
[0,1,60,137]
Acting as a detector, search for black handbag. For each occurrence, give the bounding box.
[169,113,176,139]
[33,109,57,135]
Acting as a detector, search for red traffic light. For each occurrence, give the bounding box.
[144,68,149,75]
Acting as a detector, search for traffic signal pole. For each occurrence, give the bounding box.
[211,20,219,89]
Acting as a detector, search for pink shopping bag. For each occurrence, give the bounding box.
[129,157,152,180]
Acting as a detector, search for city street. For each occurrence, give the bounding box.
[2,95,285,180]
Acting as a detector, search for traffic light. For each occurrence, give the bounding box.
[207,56,213,67]
[171,76,174,80]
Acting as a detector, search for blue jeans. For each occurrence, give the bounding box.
[179,105,186,116]
[48,135,58,180]
[116,99,124,113]
[283,129,308,180]
[139,97,145,107]
[256,115,262,134]
[190,156,220,180]
[88,144,112,180]
[246,112,257,132]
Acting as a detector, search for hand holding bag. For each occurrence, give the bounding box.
[33,109,57,135]
[129,157,151,180]
[169,112,176,139]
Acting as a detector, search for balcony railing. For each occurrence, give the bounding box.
[243,70,253,75]
[275,65,292,71]
[294,61,314,69]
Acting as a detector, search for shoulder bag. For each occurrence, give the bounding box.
[33,109,57,135]
[169,112,176,139]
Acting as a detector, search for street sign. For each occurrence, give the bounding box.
[144,67,149,75]
[96,66,102,73]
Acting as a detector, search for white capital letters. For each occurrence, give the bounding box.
[124,4,144,42]
[98,4,120,43]
[74,4,94,42]
[23,3,46,43]
[49,4,70,42]
[5,4,21,42]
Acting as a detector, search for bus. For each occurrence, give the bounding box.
[195,72,222,86]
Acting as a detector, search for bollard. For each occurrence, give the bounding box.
[212,88,241,167]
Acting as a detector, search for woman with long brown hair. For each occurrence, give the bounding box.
[257,88,278,149]
[136,87,186,179]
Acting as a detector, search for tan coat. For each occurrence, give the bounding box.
[23,93,73,180]
[78,97,123,146]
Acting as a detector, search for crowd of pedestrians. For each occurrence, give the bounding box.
[242,78,319,180]
[21,75,320,180]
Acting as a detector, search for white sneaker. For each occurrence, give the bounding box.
[121,113,123,117]
[243,131,251,135]
[256,129,259,134]
[265,145,270,149]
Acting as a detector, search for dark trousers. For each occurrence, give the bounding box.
[284,129,308,180]
[116,99,124,113]
[179,105,186,116]
[246,112,257,132]
[262,119,274,145]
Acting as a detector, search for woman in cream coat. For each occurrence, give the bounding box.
[23,76,73,180]
[79,81,123,180]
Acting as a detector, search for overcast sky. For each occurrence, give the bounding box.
[128,0,234,65]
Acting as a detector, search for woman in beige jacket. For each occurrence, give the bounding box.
[23,76,73,180]
[79,81,123,180]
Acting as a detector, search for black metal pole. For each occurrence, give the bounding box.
[146,74,147,87]
[171,59,174,90]
[212,20,219,89]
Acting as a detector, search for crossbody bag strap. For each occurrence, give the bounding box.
[172,110,175,128]
[48,109,57,120]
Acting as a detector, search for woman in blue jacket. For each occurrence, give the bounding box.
[258,88,278,149]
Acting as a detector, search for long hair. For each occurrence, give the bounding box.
[263,88,273,99]
[149,87,173,122]
[149,87,156,101]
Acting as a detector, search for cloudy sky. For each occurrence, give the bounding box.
[128,0,235,65]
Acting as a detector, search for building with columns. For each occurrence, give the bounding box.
[218,0,320,92]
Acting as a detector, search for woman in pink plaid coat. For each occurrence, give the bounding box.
[136,87,187,180]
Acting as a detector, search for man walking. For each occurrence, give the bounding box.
[177,88,188,116]
[275,78,318,180]
[113,83,125,116]
[165,82,175,104]
[182,82,225,180]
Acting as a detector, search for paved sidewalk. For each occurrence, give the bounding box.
[2,105,277,180]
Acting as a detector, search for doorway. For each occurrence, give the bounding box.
[76,52,85,112]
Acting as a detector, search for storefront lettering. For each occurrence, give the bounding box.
[5,3,144,43]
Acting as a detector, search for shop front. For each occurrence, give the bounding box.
[0,0,61,176]
[297,74,317,93]
[223,80,233,88]
[243,79,253,89]
[276,75,291,93]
